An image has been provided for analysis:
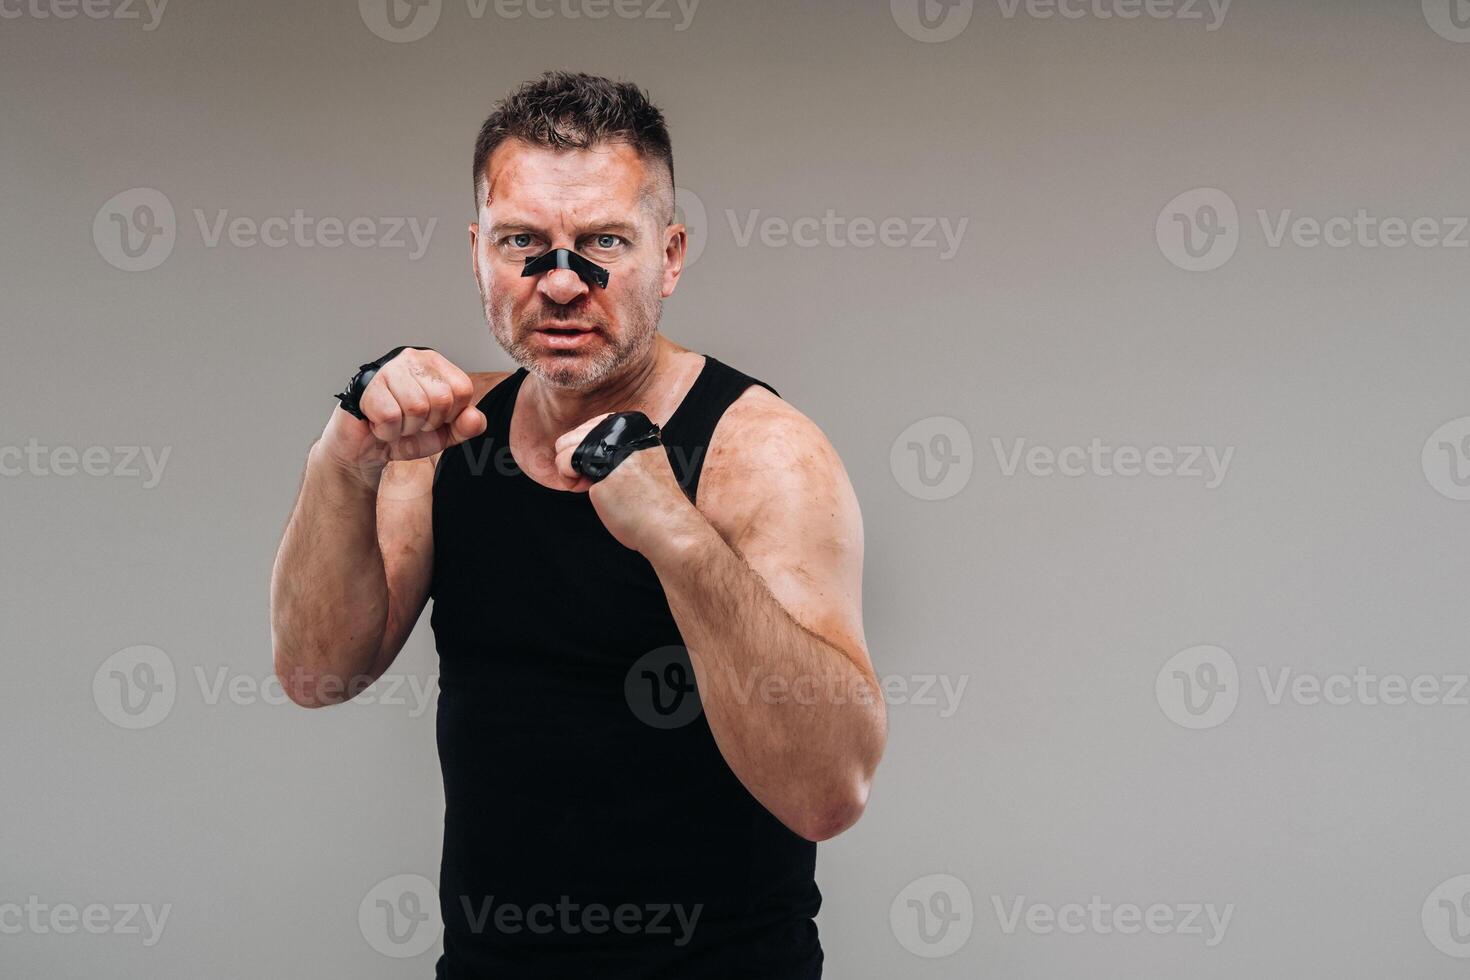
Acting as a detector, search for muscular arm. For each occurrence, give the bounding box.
[645,392,887,842]
[269,364,499,707]
[269,443,436,706]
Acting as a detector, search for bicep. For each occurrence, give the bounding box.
[719,414,872,676]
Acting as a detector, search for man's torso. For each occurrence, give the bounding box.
[425,352,824,979]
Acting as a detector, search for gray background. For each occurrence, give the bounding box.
[4,0,1470,976]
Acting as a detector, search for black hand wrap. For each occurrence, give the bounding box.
[571,412,662,481]
[334,346,435,420]
[521,248,611,289]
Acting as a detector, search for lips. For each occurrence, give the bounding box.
[533,324,599,350]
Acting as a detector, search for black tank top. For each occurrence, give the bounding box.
[429,355,823,979]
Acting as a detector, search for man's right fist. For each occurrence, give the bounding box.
[319,348,487,476]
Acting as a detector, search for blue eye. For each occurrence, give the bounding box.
[510,233,534,249]
[593,235,621,249]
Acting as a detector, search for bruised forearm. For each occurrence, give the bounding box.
[270,441,390,705]
[645,516,886,842]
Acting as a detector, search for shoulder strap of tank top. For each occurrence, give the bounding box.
[661,355,780,504]
[434,368,526,483]
[479,367,528,447]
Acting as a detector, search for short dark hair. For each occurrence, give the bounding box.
[472,70,675,222]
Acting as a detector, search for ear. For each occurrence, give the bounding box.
[660,221,686,299]
[469,221,481,279]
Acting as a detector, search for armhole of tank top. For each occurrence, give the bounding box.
[681,374,782,506]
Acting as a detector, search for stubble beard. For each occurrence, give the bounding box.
[483,275,663,391]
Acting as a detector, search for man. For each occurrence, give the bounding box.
[270,70,886,978]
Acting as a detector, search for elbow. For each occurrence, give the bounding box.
[793,777,873,843]
[272,617,383,709]
[273,649,343,709]
[794,696,887,842]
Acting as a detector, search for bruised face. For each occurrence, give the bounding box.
[470,139,684,390]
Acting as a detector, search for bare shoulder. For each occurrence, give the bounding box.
[698,385,861,550]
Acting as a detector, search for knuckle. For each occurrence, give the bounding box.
[363,393,400,425]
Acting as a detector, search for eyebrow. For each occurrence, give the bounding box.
[487,218,641,239]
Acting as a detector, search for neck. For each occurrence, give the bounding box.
[521,334,682,438]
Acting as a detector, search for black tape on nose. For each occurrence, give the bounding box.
[521,248,610,289]
[571,412,662,481]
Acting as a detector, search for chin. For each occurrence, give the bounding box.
[532,352,614,390]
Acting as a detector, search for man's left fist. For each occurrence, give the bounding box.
[554,413,699,557]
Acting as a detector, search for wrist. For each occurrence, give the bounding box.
[309,437,384,499]
[643,499,715,571]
